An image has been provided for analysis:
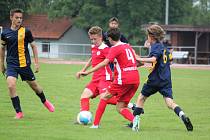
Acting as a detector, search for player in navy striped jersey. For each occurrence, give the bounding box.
[0,8,54,119]
[132,24,193,132]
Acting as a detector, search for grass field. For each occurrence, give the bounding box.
[0,63,210,140]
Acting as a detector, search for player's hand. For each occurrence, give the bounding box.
[76,71,82,79]
[80,71,89,77]
[34,63,39,73]
[136,60,144,67]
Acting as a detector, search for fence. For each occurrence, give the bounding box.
[30,42,150,61]
[29,42,208,64]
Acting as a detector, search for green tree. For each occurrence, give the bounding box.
[28,0,52,14]
[0,0,29,23]
[189,0,210,25]
[47,0,195,45]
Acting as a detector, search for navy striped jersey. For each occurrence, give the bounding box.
[1,26,34,67]
[147,42,172,87]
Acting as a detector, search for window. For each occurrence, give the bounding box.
[42,42,50,52]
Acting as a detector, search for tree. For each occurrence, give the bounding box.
[47,0,196,45]
[189,0,210,25]
[0,0,29,23]
[27,0,52,14]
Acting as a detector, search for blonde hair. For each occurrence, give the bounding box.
[146,25,165,41]
[88,26,102,36]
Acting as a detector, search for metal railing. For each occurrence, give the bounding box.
[29,42,209,64]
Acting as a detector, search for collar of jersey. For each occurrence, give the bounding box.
[112,41,126,47]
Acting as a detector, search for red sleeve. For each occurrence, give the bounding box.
[107,47,118,62]
[102,47,110,58]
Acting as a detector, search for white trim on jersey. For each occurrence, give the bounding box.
[105,66,111,80]
[115,59,122,85]
[98,42,108,49]
[112,41,126,47]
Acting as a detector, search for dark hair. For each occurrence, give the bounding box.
[10,8,23,16]
[107,28,121,41]
[109,17,119,23]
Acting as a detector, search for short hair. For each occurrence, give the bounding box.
[109,17,119,23]
[107,28,121,41]
[146,24,165,41]
[88,26,102,36]
[10,8,24,17]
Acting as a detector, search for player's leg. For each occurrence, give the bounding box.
[132,84,157,131]
[7,76,23,119]
[160,87,193,131]
[116,101,134,122]
[98,80,117,105]
[90,91,112,128]
[80,88,94,111]
[114,84,139,130]
[164,97,193,131]
[80,80,98,111]
[27,80,55,112]
[19,66,54,112]
[6,66,24,119]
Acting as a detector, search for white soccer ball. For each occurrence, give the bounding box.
[77,111,93,125]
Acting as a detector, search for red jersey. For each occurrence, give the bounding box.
[91,43,112,81]
[107,42,140,85]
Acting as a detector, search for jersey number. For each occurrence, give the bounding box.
[125,49,135,63]
[163,49,167,64]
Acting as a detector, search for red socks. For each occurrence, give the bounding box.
[120,108,134,122]
[93,99,107,125]
[80,98,90,111]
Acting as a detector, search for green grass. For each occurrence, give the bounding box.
[0,64,210,140]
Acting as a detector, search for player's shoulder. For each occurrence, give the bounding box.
[98,42,109,50]
[151,42,163,50]
[1,27,10,34]
[24,27,32,33]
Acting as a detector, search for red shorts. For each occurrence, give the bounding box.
[86,80,111,98]
[107,83,139,104]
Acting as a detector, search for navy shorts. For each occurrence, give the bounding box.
[109,63,114,72]
[6,66,36,81]
[141,83,173,99]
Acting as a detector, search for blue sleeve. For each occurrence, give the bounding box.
[25,29,34,43]
[149,44,161,59]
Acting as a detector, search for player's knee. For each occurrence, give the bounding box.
[101,92,112,100]
[7,82,15,91]
[166,101,175,110]
[81,93,92,99]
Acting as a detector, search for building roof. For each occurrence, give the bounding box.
[23,15,72,39]
[142,24,210,32]
[1,14,72,39]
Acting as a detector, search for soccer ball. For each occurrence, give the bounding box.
[77,111,93,125]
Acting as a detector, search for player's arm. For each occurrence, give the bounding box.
[81,58,92,72]
[137,56,157,63]
[76,58,92,79]
[132,49,144,67]
[0,39,6,75]
[30,41,39,73]
[81,59,110,76]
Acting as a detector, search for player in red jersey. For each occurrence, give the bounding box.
[80,28,140,128]
[76,26,117,117]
